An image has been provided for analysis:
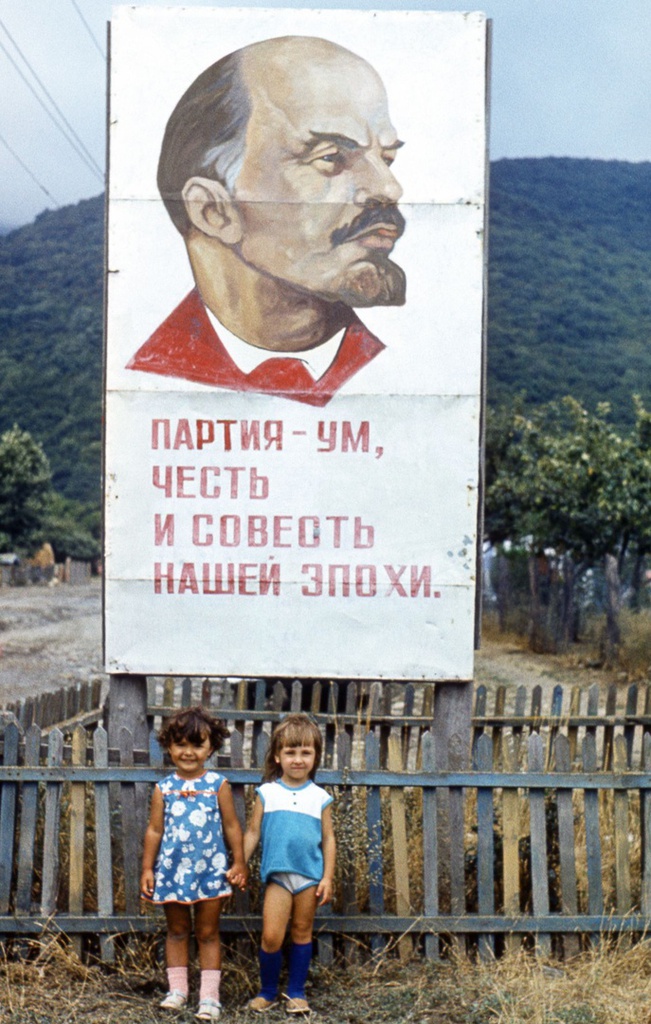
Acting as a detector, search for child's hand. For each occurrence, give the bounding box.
[316,877,333,906]
[140,868,155,897]
[227,861,248,891]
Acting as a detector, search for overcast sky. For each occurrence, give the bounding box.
[1,0,650,230]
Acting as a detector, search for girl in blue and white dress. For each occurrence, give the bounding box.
[244,713,336,1015]
[140,706,247,1021]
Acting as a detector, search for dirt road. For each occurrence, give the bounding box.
[0,579,105,704]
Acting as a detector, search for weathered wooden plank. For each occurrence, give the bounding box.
[492,685,506,769]
[68,725,86,956]
[624,685,638,768]
[528,733,551,956]
[602,684,617,770]
[512,686,527,763]
[554,735,579,958]
[291,679,303,712]
[337,732,357,963]
[586,684,599,745]
[530,685,542,731]
[345,681,357,753]
[251,680,266,766]
[41,728,64,916]
[545,685,563,771]
[395,683,413,769]
[642,735,651,917]
[475,734,495,960]
[93,726,114,962]
[501,734,520,954]
[582,733,603,942]
[119,728,140,915]
[388,735,411,961]
[568,686,581,767]
[364,732,384,955]
[421,731,438,960]
[163,677,175,709]
[613,736,631,933]
[16,725,41,915]
[472,685,487,755]
[0,721,20,913]
[325,683,338,767]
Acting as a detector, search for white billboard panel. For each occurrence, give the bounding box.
[104,6,489,680]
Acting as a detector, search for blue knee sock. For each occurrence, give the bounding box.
[258,948,283,1001]
[286,941,313,1000]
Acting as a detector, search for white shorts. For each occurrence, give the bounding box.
[268,872,317,895]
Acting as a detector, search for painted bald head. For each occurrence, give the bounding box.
[158,36,406,308]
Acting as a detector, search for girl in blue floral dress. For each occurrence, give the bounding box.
[141,706,247,1021]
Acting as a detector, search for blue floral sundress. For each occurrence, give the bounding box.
[147,770,232,904]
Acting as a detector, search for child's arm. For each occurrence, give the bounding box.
[243,794,264,863]
[218,780,248,890]
[140,785,164,897]
[316,803,336,906]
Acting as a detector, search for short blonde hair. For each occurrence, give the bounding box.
[263,713,323,782]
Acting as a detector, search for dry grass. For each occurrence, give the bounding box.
[5,932,651,1023]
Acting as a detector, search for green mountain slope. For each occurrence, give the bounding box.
[489,158,651,419]
[1,158,650,504]
[0,195,103,502]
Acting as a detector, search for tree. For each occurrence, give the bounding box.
[0,424,52,553]
[485,398,645,657]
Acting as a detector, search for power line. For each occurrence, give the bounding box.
[69,0,105,61]
[0,18,104,183]
[0,128,60,208]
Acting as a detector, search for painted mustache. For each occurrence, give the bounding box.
[330,204,406,248]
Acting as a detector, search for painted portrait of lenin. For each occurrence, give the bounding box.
[127,35,406,407]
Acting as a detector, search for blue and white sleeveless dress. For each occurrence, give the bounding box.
[147,770,232,904]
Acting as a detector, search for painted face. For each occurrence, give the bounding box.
[168,734,213,778]
[275,742,317,785]
[232,39,406,308]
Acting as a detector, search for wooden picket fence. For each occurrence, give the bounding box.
[1,677,651,963]
[4,678,104,733]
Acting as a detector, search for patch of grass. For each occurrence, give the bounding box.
[6,934,651,1024]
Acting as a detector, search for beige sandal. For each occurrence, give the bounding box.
[248,995,276,1013]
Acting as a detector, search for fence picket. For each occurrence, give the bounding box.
[94,726,114,962]
[0,721,20,913]
[492,685,505,769]
[624,685,638,767]
[528,733,551,956]
[545,684,563,770]
[41,728,64,916]
[613,736,632,932]
[365,731,385,956]
[568,686,581,767]
[16,725,41,915]
[582,733,603,942]
[501,733,520,953]
[119,727,140,914]
[475,733,495,960]
[602,684,617,770]
[554,735,579,958]
[388,734,411,960]
[643,735,651,916]
[421,731,438,960]
[69,725,86,956]
[337,732,357,963]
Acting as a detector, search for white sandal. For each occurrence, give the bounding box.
[160,990,188,1010]
[196,998,221,1020]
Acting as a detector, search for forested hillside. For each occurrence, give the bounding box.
[1,158,650,504]
[489,159,651,417]
[0,195,103,503]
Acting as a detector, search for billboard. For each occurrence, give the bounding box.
[104,6,489,680]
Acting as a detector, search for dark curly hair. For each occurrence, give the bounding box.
[263,713,323,782]
[158,705,229,752]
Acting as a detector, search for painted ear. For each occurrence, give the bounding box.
[182,176,243,245]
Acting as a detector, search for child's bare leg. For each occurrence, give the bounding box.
[289,886,318,945]
[195,898,224,969]
[261,882,293,951]
[164,902,192,967]
[249,883,293,1010]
